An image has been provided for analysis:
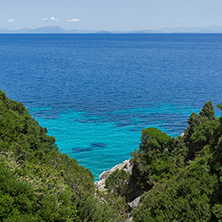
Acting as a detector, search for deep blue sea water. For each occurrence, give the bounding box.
[0,34,222,180]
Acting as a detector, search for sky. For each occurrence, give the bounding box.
[1,0,222,31]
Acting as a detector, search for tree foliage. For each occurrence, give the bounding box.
[1,89,222,221]
[0,90,127,221]
[105,101,222,221]
[131,101,222,221]
[217,101,222,113]
[105,169,130,197]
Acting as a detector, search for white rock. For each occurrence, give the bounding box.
[128,196,141,209]
[180,132,185,137]
[95,159,133,191]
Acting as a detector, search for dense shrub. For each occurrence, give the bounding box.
[105,101,222,221]
[105,169,130,196]
[0,90,127,221]
[1,89,222,221]
[131,101,222,221]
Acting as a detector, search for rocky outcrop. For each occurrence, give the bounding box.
[128,196,141,210]
[95,159,141,222]
[180,132,185,137]
[95,159,133,190]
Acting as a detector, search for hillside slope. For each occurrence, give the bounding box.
[104,101,222,221]
[1,89,221,221]
[0,90,127,221]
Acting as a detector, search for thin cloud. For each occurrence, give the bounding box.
[179,19,184,22]
[50,17,58,21]
[7,19,15,23]
[42,17,49,21]
[68,18,80,22]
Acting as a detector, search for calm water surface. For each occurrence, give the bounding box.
[0,34,221,179]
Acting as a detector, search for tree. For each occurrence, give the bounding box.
[184,101,217,157]
[199,100,216,120]
[140,127,171,152]
[217,101,222,115]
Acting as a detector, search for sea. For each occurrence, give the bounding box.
[0,34,222,180]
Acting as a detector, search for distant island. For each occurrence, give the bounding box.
[1,25,222,34]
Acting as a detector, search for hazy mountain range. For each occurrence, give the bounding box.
[1,25,222,34]
[0,26,110,34]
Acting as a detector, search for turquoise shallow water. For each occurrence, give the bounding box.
[1,34,222,180]
[29,103,202,180]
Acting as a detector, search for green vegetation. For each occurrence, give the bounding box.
[217,101,222,116]
[105,101,222,221]
[105,169,130,197]
[1,89,222,221]
[0,90,127,221]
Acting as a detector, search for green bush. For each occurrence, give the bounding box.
[105,169,130,196]
[0,89,127,221]
[130,101,222,221]
[1,89,222,221]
